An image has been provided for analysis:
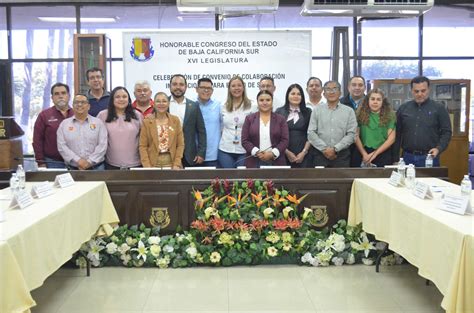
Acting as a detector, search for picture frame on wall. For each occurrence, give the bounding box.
[389,84,404,94]
[391,99,401,110]
[435,84,452,100]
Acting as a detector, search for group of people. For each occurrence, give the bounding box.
[32,67,452,170]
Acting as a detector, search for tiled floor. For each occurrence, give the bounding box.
[31,263,445,313]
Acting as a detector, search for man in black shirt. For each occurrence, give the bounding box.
[396,76,452,167]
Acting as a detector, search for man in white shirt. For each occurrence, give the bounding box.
[168,74,206,167]
[306,77,326,108]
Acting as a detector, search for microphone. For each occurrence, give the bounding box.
[234,146,273,166]
[14,157,71,170]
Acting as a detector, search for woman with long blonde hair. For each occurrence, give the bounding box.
[354,88,396,167]
[218,76,257,168]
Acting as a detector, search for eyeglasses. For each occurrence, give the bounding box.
[88,75,103,81]
[198,87,213,91]
[324,87,340,93]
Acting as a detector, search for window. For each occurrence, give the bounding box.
[13,61,73,154]
[361,17,418,57]
[0,7,7,59]
[424,6,474,57]
[361,60,420,81]
[80,5,215,59]
[11,6,75,59]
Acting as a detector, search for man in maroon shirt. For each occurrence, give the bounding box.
[32,82,74,168]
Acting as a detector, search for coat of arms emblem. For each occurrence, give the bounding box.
[149,207,170,228]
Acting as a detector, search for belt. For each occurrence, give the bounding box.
[404,149,429,156]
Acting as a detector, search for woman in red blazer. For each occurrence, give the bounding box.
[241,90,289,168]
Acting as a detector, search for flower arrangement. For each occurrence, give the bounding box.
[76,179,401,268]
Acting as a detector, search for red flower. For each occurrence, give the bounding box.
[287,218,302,229]
[265,180,275,196]
[223,179,232,194]
[250,219,269,232]
[210,217,226,232]
[201,236,213,244]
[211,177,221,193]
[225,221,237,230]
[190,220,209,232]
[235,220,249,231]
[247,179,255,191]
[272,219,289,230]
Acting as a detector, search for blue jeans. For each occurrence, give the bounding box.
[44,157,67,169]
[218,150,245,168]
[202,160,219,167]
[403,152,440,167]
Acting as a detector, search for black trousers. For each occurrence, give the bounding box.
[313,148,350,168]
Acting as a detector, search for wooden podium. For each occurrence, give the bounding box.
[0,117,24,170]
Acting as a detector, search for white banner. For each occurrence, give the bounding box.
[123,30,311,104]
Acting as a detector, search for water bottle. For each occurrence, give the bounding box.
[398,158,406,181]
[16,165,25,189]
[10,173,19,196]
[460,175,472,197]
[425,154,433,168]
[406,164,416,189]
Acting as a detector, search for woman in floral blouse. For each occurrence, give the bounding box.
[139,92,184,169]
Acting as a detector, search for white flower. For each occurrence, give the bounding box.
[315,250,333,266]
[210,251,221,263]
[239,230,252,241]
[110,235,119,243]
[120,253,131,266]
[282,206,293,219]
[87,240,104,266]
[148,236,161,245]
[131,241,148,262]
[105,242,118,254]
[309,258,318,266]
[332,257,344,266]
[139,233,146,239]
[163,244,174,253]
[126,237,137,246]
[346,253,356,265]
[351,233,376,258]
[186,246,198,258]
[263,207,274,219]
[156,256,170,268]
[362,258,374,266]
[333,240,345,252]
[301,252,313,263]
[302,207,312,220]
[118,243,130,254]
[204,207,217,220]
[267,246,278,257]
[150,244,161,257]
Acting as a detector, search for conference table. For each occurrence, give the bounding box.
[348,177,473,313]
[0,181,119,313]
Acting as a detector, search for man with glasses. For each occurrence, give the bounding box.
[33,82,74,168]
[307,81,357,167]
[86,67,110,117]
[169,74,206,167]
[57,94,107,170]
[195,78,221,167]
[133,80,154,117]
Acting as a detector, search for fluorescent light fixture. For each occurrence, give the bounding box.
[38,17,117,23]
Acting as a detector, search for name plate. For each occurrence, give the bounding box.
[9,190,34,210]
[54,173,75,188]
[438,193,469,215]
[388,171,404,187]
[31,182,54,199]
[413,181,433,199]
